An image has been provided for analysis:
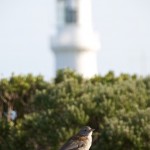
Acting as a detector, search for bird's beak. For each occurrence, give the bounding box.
[91,128,95,132]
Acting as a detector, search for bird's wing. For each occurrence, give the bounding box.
[60,136,86,150]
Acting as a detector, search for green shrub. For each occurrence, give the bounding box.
[0,69,150,150]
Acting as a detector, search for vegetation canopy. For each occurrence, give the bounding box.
[0,69,150,150]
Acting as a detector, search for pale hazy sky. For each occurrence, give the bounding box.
[0,0,150,80]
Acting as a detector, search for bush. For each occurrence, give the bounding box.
[0,69,150,150]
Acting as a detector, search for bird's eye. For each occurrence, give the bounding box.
[84,129,87,131]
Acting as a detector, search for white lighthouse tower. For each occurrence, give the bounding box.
[51,0,100,77]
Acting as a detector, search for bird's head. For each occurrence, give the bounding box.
[78,126,95,136]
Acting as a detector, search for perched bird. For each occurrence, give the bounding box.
[59,126,95,150]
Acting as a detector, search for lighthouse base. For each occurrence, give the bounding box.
[54,49,98,77]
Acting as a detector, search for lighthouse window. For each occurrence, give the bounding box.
[65,9,77,23]
[65,0,77,23]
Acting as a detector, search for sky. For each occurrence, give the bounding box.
[0,0,150,80]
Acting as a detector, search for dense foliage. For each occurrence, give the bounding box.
[0,69,150,150]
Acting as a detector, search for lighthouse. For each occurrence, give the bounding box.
[51,0,100,77]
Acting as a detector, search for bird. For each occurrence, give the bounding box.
[59,126,95,150]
